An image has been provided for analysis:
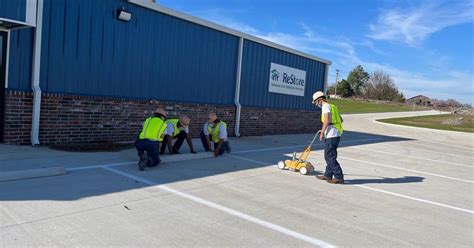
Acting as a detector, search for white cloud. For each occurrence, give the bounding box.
[368,0,474,46]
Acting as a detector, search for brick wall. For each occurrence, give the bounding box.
[3,91,33,144]
[3,90,322,145]
[240,107,321,136]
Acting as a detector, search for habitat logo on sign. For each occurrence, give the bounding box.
[268,63,306,96]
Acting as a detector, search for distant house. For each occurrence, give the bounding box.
[407,95,432,106]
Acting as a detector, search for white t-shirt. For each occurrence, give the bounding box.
[203,122,228,141]
[321,103,340,138]
[163,122,189,136]
[203,122,210,135]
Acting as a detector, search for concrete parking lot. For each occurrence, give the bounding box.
[1,111,473,247]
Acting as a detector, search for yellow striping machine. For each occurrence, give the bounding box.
[277,131,320,175]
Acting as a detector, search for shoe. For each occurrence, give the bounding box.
[225,141,231,153]
[316,175,330,181]
[138,152,148,171]
[327,179,344,184]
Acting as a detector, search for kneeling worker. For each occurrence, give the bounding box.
[201,113,231,157]
[135,108,168,171]
[160,115,197,155]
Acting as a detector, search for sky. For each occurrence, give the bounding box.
[156,0,474,104]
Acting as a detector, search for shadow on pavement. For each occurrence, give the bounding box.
[345,176,425,185]
[0,130,415,201]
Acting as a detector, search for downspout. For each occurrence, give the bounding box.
[31,0,44,145]
[323,63,330,95]
[234,37,243,137]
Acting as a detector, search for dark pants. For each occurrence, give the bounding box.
[160,131,187,154]
[214,141,227,155]
[324,137,343,180]
[200,131,211,151]
[134,139,160,166]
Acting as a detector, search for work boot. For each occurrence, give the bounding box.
[225,141,231,153]
[138,152,149,171]
[327,178,345,184]
[316,175,330,181]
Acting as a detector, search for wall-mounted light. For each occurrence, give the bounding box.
[117,9,132,22]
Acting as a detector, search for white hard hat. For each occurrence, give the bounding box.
[312,91,326,103]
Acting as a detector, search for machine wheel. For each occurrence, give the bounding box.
[277,161,286,170]
[299,166,308,175]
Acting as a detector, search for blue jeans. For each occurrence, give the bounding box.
[135,139,160,166]
[324,137,343,180]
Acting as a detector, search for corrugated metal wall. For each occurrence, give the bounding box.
[240,40,326,110]
[7,28,34,90]
[0,0,26,22]
[37,0,238,105]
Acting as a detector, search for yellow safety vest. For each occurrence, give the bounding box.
[208,121,227,143]
[165,119,181,137]
[321,103,343,135]
[139,117,167,141]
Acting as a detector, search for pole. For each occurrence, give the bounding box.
[334,69,339,97]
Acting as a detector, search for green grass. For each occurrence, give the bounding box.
[328,98,426,114]
[378,114,474,133]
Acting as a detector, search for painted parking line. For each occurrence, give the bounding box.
[347,147,473,168]
[232,138,384,155]
[355,185,474,214]
[399,140,474,154]
[338,157,474,184]
[228,154,474,214]
[417,138,474,151]
[65,137,384,172]
[102,166,335,248]
[374,143,473,159]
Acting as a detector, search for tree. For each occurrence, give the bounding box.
[337,79,354,98]
[364,71,404,101]
[347,65,369,97]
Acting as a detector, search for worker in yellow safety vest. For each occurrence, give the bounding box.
[135,108,168,171]
[312,91,345,184]
[200,113,231,157]
[160,115,197,155]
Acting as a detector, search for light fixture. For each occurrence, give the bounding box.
[117,9,132,22]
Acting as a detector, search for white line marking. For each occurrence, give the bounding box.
[68,161,135,171]
[348,147,473,168]
[232,138,384,154]
[228,154,474,214]
[376,143,473,159]
[102,166,335,248]
[339,156,474,183]
[417,139,474,151]
[355,185,474,214]
[65,138,384,172]
[399,141,474,154]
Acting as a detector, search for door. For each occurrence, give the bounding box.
[0,31,7,143]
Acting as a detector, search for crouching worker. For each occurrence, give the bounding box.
[201,113,231,157]
[135,108,168,171]
[160,115,197,155]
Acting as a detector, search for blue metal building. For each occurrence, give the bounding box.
[0,0,331,145]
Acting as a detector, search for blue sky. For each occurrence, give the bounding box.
[156,0,473,104]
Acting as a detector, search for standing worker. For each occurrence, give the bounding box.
[312,91,344,184]
[135,108,168,171]
[200,113,231,157]
[160,115,197,155]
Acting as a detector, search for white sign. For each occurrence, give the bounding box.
[268,63,306,96]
